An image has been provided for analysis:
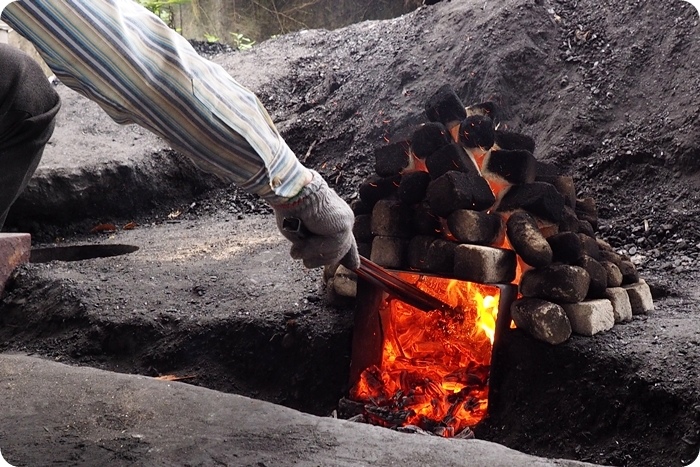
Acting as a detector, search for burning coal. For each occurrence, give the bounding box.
[350,274,502,436]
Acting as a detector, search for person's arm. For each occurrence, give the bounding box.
[2,0,309,202]
[1,0,358,268]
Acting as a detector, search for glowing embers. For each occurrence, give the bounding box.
[350,272,503,437]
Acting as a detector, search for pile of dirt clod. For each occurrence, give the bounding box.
[211,0,700,279]
[2,1,699,466]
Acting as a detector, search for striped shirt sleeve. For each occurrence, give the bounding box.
[1,0,311,204]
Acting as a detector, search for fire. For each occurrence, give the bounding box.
[411,154,428,173]
[352,107,527,436]
[491,228,530,285]
[351,273,501,436]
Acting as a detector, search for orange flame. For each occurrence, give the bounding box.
[351,273,500,435]
[490,226,530,285]
[411,154,428,173]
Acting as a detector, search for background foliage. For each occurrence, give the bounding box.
[135,0,192,31]
[168,0,424,45]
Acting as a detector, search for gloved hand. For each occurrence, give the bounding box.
[272,170,360,270]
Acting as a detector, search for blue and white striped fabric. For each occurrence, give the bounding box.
[1,0,311,204]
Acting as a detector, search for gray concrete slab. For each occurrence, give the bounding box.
[0,354,600,467]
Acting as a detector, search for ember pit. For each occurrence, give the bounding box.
[346,272,517,437]
[328,84,656,436]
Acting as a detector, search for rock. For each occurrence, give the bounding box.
[374,140,412,177]
[424,239,458,274]
[398,171,432,205]
[453,244,516,284]
[497,182,565,224]
[411,122,452,160]
[578,233,601,260]
[351,199,372,216]
[578,220,596,238]
[370,236,408,269]
[596,238,614,251]
[426,171,495,218]
[558,205,580,233]
[494,129,536,154]
[323,263,340,284]
[548,232,584,264]
[600,261,623,288]
[604,287,633,323]
[333,266,358,298]
[506,211,553,268]
[599,250,623,266]
[482,149,536,185]
[561,299,615,336]
[511,298,571,345]
[458,115,495,151]
[359,174,401,208]
[619,260,639,285]
[413,202,442,236]
[426,143,476,179]
[624,279,654,315]
[424,84,467,127]
[535,174,576,208]
[520,264,590,303]
[353,214,373,243]
[371,200,414,238]
[447,210,503,245]
[407,235,435,270]
[575,197,598,230]
[466,101,497,119]
[576,255,607,299]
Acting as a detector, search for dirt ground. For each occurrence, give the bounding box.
[1,0,700,466]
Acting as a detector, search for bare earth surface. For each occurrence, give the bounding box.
[1,0,700,466]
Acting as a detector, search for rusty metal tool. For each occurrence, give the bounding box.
[283,217,453,313]
[355,256,454,313]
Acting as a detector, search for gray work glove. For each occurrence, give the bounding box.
[273,170,360,270]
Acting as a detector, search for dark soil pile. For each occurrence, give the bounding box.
[2,1,699,466]
[202,0,700,289]
[242,0,700,271]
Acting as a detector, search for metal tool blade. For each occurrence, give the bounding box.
[355,256,453,313]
